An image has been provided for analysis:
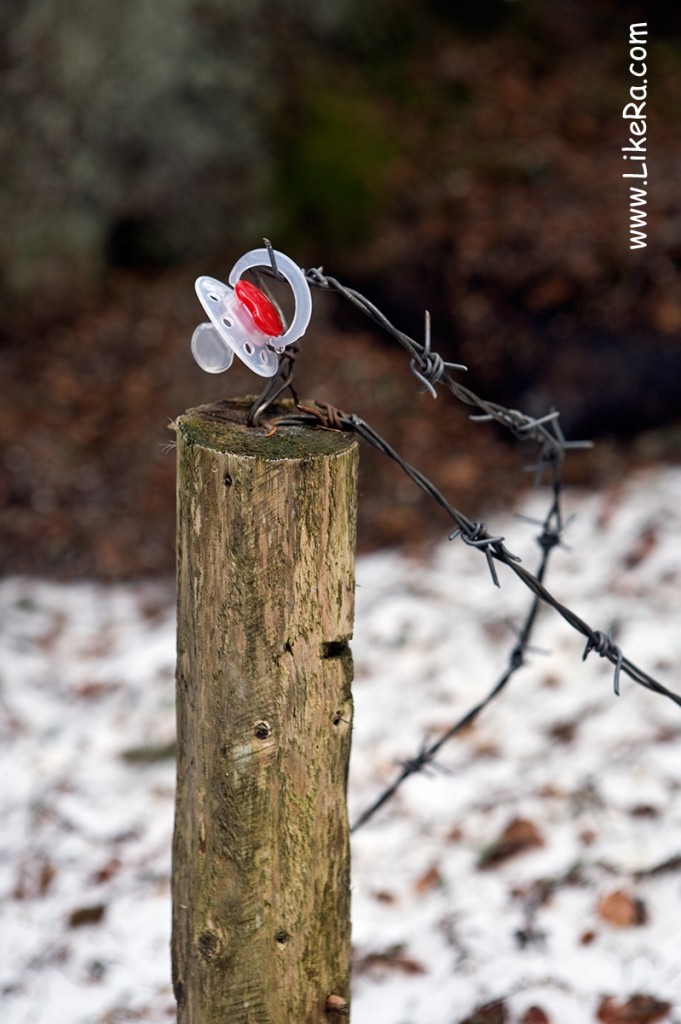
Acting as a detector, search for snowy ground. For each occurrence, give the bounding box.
[1,466,681,1024]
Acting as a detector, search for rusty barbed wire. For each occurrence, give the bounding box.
[277,404,680,706]
[248,241,680,827]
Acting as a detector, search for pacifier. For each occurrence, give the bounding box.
[191,247,312,377]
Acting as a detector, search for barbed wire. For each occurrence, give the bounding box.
[276,404,680,706]
[244,240,681,827]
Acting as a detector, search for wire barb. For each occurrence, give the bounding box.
[409,311,467,397]
[583,630,624,696]
[449,521,521,588]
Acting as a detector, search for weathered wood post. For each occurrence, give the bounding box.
[172,399,358,1024]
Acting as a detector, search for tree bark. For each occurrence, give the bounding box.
[172,399,358,1024]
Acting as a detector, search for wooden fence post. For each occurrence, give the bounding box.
[172,399,358,1024]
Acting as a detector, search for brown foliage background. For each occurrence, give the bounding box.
[1,0,680,578]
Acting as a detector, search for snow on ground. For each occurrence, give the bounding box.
[1,466,681,1024]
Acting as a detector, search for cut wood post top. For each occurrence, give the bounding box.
[173,398,357,460]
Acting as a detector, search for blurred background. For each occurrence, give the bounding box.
[2,0,680,579]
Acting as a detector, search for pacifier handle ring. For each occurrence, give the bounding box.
[228,248,312,348]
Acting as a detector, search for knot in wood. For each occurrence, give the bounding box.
[197,930,220,962]
[253,720,271,740]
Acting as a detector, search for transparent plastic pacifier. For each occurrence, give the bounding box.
[191,247,312,377]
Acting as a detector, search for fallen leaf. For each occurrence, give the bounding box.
[68,904,106,928]
[479,818,544,868]
[414,864,442,893]
[629,805,659,819]
[622,524,658,569]
[13,858,56,900]
[597,994,671,1024]
[520,1008,550,1024]
[39,860,55,896]
[72,680,122,699]
[372,890,396,904]
[460,998,507,1024]
[90,857,122,884]
[548,719,578,743]
[597,890,647,928]
[353,945,426,978]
